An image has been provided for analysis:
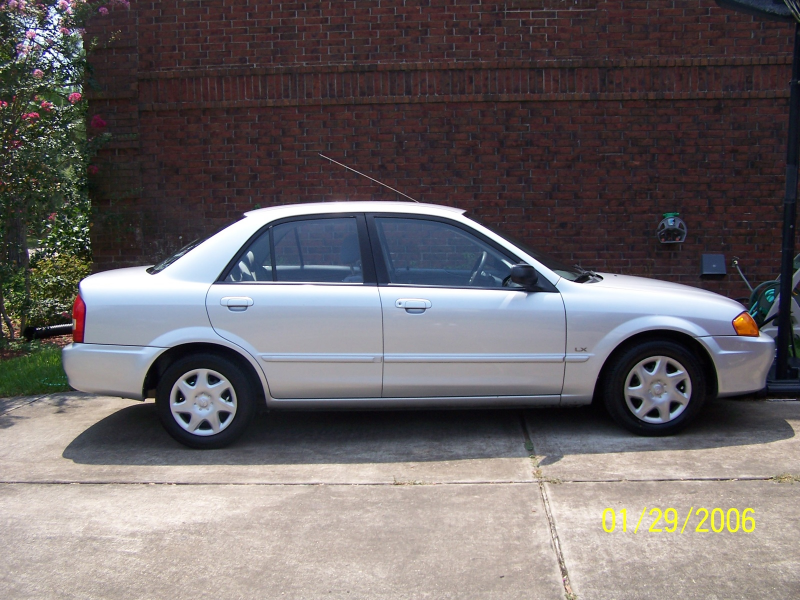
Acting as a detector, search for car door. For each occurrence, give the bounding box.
[369,215,567,398]
[206,214,383,399]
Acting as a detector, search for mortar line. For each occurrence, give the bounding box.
[520,413,576,600]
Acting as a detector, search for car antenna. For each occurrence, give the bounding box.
[318,153,419,203]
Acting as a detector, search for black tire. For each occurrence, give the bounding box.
[156,353,256,449]
[602,340,707,436]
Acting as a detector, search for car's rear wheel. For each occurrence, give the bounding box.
[156,353,256,448]
[603,340,707,436]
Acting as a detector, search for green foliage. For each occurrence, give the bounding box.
[0,346,70,397]
[4,253,90,328]
[30,253,90,327]
[0,0,126,340]
[39,194,92,260]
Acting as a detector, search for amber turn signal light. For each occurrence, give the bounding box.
[732,312,759,337]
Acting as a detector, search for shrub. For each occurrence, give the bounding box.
[5,253,91,328]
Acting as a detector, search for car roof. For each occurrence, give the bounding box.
[244,201,466,220]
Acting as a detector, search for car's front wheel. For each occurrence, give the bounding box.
[603,340,707,436]
[156,353,256,449]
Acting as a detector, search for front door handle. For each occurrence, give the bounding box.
[221,297,254,312]
[395,298,432,313]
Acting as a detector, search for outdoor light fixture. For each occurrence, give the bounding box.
[656,212,687,244]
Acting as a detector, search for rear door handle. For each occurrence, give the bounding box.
[221,297,254,311]
[395,298,432,312]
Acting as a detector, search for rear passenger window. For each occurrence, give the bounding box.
[226,217,363,284]
[273,218,362,283]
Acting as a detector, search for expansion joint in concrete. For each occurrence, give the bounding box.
[520,414,577,600]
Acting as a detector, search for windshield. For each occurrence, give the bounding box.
[147,237,208,274]
[466,216,586,282]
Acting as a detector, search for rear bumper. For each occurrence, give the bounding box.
[697,333,775,397]
[62,343,165,400]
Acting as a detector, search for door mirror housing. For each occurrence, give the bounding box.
[510,264,540,291]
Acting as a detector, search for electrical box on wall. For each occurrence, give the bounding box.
[701,254,727,276]
[657,213,687,244]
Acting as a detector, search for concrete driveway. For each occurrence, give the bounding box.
[0,393,798,599]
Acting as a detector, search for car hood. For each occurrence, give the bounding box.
[576,272,748,316]
[555,272,750,338]
[589,273,732,299]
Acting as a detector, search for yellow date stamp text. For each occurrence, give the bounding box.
[602,507,755,533]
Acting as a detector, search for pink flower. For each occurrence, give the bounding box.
[40,101,53,111]
[8,1,18,9]
[59,27,70,35]
[32,69,44,79]
[87,165,99,175]
[25,30,35,39]
[98,6,108,15]
[22,112,40,121]
[58,0,68,8]
[90,114,107,128]
[47,212,57,221]
[0,101,7,109]
[68,92,81,104]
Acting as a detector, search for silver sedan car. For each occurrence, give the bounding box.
[63,202,774,448]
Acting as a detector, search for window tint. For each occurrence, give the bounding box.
[273,217,363,283]
[226,217,363,284]
[375,218,514,287]
[225,228,273,282]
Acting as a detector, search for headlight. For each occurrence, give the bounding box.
[732,312,759,337]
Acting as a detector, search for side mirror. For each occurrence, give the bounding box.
[510,264,540,291]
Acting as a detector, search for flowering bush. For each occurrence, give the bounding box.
[0,0,127,339]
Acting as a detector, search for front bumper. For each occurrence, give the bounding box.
[62,343,166,400]
[697,333,775,397]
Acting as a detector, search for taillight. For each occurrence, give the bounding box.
[72,294,86,343]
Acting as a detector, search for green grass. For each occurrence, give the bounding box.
[0,346,71,398]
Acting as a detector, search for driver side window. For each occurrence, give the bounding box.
[374,217,513,287]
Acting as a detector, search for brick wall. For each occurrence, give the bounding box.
[87,0,795,298]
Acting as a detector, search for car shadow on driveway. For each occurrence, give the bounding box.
[62,402,533,465]
[526,398,798,466]
[60,398,797,467]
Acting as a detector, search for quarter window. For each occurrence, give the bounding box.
[225,228,272,282]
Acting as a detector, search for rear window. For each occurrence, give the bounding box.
[147,237,208,274]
